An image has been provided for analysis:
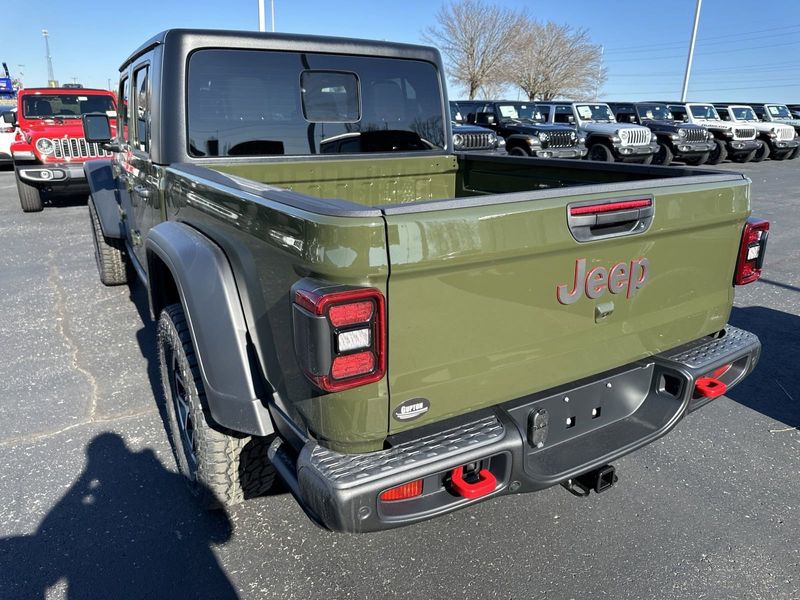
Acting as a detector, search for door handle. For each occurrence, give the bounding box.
[133,185,153,199]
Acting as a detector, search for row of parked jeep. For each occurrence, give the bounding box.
[451,100,800,166]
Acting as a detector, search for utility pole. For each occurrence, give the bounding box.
[594,45,604,101]
[680,0,702,102]
[42,29,57,87]
[258,0,274,32]
[271,0,275,32]
[17,64,25,87]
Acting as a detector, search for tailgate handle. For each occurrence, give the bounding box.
[567,197,654,243]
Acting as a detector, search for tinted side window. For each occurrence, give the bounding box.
[187,49,446,157]
[133,65,150,153]
[119,77,130,143]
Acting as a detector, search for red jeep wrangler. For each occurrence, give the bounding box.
[10,87,116,212]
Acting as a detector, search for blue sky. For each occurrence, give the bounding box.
[4,0,799,102]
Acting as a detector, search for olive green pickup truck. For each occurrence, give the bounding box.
[83,29,767,533]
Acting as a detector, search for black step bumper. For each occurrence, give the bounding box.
[270,325,760,533]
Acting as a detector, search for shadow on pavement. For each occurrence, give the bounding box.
[0,432,239,599]
[728,305,800,428]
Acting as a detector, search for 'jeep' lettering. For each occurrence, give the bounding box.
[557,257,649,305]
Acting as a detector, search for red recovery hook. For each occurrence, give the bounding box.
[450,465,497,499]
[695,376,727,399]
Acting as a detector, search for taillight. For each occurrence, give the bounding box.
[293,282,386,392]
[0,125,12,134]
[734,217,769,285]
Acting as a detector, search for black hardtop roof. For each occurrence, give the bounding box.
[121,28,441,71]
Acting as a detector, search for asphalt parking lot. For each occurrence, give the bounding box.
[0,160,798,600]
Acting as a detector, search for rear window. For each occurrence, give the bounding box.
[187,49,446,157]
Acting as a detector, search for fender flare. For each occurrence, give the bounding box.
[84,159,125,239]
[146,221,274,436]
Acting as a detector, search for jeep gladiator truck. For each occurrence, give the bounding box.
[666,102,760,165]
[452,100,586,159]
[748,103,800,159]
[607,102,715,166]
[714,103,799,162]
[9,87,116,211]
[536,102,658,164]
[84,29,766,533]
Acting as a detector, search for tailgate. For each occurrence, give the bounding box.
[383,177,750,433]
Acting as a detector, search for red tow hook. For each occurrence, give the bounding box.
[695,376,727,399]
[450,465,497,499]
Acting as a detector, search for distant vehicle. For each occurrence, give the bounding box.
[786,104,800,119]
[61,83,84,89]
[0,62,16,103]
[451,100,585,159]
[665,102,760,164]
[536,101,657,163]
[9,87,117,212]
[449,102,506,153]
[720,103,800,160]
[0,108,16,167]
[606,102,714,166]
[714,103,798,162]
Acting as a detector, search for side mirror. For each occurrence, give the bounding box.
[1,111,15,127]
[82,112,112,143]
[475,111,495,126]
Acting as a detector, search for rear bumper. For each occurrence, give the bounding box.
[16,163,88,191]
[270,325,760,533]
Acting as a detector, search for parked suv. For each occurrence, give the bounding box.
[537,102,657,163]
[0,108,15,167]
[449,102,505,153]
[666,102,759,164]
[714,103,799,162]
[748,103,800,159]
[9,87,116,211]
[607,102,714,166]
[453,100,586,159]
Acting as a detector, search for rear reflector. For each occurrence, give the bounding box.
[734,217,769,285]
[380,479,423,502]
[569,198,651,216]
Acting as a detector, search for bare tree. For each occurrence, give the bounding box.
[422,0,526,100]
[510,21,606,101]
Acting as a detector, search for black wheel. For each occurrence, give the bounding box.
[15,169,42,212]
[750,141,770,163]
[773,150,792,161]
[652,143,673,166]
[508,146,530,157]
[706,139,727,165]
[89,198,128,286]
[684,152,710,166]
[790,147,800,160]
[158,303,277,509]
[733,148,758,163]
[588,143,614,162]
[640,154,654,165]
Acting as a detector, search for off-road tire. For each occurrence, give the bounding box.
[789,147,800,160]
[158,303,276,509]
[508,146,530,157]
[588,143,614,162]
[652,143,673,166]
[684,152,710,166]
[88,198,128,286]
[773,150,792,161]
[750,141,770,163]
[640,154,654,165]
[15,170,43,212]
[706,140,727,165]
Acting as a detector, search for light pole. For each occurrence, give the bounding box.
[680,0,702,102]
[17,64,25,87]
[258,0,275,32]
[42,30,57,87]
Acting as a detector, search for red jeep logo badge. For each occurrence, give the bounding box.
[557,257,649,305]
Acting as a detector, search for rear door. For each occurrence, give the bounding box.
[382,177,749,432]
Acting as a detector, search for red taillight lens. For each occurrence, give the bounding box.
[0,126,12,134]
[293,285,386,392]
[734,217,769,285]
[379,479,423,502]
